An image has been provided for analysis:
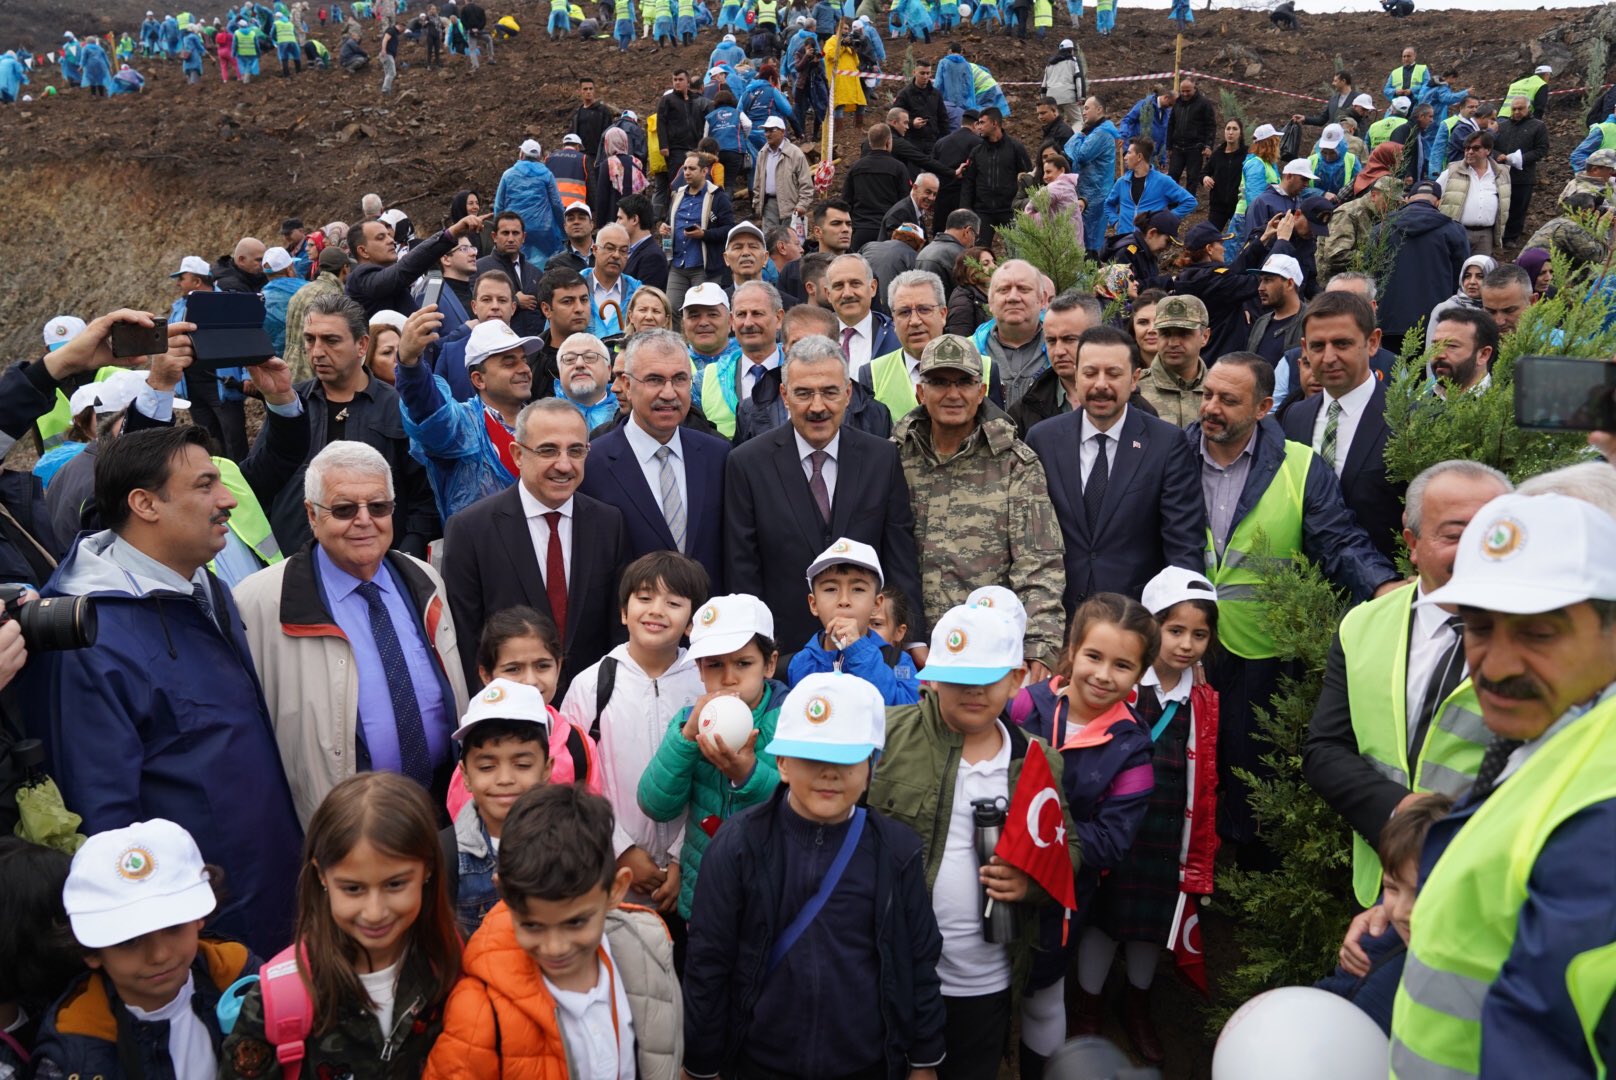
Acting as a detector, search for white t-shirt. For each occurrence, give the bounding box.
[125,973,217,1080]
[358,960,401,1038]
[542,937,637,1080]
[931,721,1014,996]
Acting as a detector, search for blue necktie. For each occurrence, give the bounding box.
[356,579,433,789]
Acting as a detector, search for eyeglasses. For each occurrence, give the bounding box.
[629,372,693,391]
[892,304,941,320]
[312,499,396,521]
[454,244,478,254]
[559,351,607,367]
[517,442,589,461]
[788,385,845,404]
[921,374,978,390]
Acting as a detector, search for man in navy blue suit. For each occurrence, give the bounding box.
[1278,289,1406,563]
[1026,315,1205,618]
[578,328,730,593]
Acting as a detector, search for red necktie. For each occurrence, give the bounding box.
[544,511,567,641]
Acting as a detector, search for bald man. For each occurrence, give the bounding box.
[213,237,269,292]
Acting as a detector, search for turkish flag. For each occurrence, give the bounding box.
[993,746,1077,911]
[1168,891,1210,998]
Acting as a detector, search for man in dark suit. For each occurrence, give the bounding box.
[932,108,983,227]
[577,328,730,592]
[842,123,914,251]
[1026,322,1204,617]
[443,398,629,696]
[879,172,938,242]
[476,211,546,338]
[1279,290,1406,562]
[725,334,926,650]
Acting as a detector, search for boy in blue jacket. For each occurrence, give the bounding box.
[788,536,920,704]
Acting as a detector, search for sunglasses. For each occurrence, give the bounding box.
[312,499,396,521]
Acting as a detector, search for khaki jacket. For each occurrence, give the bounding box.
[1137,356,1206,428]
[1437,160,1513,249]
[752,137,813,219]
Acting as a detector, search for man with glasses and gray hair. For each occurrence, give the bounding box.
[553,332,619,431]
[725,333,926,648]
[443,397,630,693]
[580,328,731,590]
[235,439,471,827]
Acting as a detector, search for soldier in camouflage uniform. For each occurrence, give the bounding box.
[1556,147,1616,208]
[892,334,1066,679]
[1523,189,1612,268]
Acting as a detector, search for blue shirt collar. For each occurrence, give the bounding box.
[315,545,391,604]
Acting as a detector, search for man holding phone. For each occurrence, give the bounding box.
[345,209,488,319]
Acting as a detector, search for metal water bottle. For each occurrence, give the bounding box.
[972,796,1015,944]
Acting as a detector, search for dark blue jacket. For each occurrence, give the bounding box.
[1280,376,1406,563]
[1369,199,1471,341]
[0,359,70,583]
[1182,417,1397,602]
[1315,925,1406,1034]
[682,784,947,1079]
[32,940,257,1080]
[429,321,479,402]
[624,234,671,292]
[27,533,304,956]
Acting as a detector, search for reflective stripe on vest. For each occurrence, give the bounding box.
[1204,439,1309,660]
[214,456,282,567]
[1568,941,1616,1079]
[1339,583,1487,906]
[1505,75,1545,115]
[1390,696,1616,1078]
[1389,63,1428,93]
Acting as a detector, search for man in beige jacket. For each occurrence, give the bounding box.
[752,117,813,230]
[234,440,469,826]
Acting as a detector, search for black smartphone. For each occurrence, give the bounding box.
[1515,355,1616,433]
[421,270,445,310]
[184,291,275,369]
[109,317,168,359]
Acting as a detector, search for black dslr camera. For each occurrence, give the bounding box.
[0,585,97,652]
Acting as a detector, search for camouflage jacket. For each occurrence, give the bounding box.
[1524,215,1611,266]
[1317,194,1380,282]
[1558,173,1614,208]
[893,402,1066,668]
[220,947,445,1080]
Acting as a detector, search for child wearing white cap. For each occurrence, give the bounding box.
[788,537,922,705]
[683,672,948,1078]
[868,604,1077,1079]
[1076,568,1222,1066]
[638,593,788,921]
[33,819,252,1080]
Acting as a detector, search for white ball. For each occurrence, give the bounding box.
[697,695,755,749]
[1213,987,1390,1080]
[958,3,972,15]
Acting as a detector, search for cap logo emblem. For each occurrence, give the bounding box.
[117,846,156,881]
[832,540,850,553]
[805,696,832,724]
[481,684,506,703]
[974,597,994,608]
[53,324,67,337]
[946,628,968,653]
[1481,517,1525,561]
[700,605,719,626]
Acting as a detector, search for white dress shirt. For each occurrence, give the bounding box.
[1141,663,1193,708]
[840,311,876,378]
[1078,405,1127,485]
[794,428,840,507]
[764,143,785,196]
[624,414,689,512]
[519,484,573,588]
[544,937,638,1080]
[1405,583,1461,753]
[1310,372,1377,477]
[740,346,783,399]
[1453,163,1499,227]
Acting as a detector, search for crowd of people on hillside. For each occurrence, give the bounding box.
[4,2,1616,1078]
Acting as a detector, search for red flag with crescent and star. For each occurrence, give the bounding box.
[993,747,1077,914]
[1168,891,1210,997]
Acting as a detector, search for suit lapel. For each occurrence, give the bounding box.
[769,427,827,540]
[603,430,678,549]
[1095,411,1146,529]
[493,490,548,611]
[1339,383,1387,490]
[564,498,597,649]
[828,430,862,536]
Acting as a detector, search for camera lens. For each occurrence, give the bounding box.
[14,595,97,652]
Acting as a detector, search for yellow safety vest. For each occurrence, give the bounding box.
[207,456,283,575]
[700,362,740,439]
[866,348,996,425]
[1387,62,1428,95]
[273,18,297,42]
[1391,695,1616,1078]
[1203,438,1309,660]
[754,0,777,22]
[1338,582,1489,906]
[1596,122,1616,152]
[1368,115,1405,149]
[1308,150,1360,189]
[235,27,260,55]
[1505,74,1546,116]
[1569,941,1616,1079]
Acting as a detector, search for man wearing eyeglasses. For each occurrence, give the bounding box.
[553,332,619,431]
[579,328,732,591]
[235,439,471,827]
[725,333,926,650]
[893,334,1064,682]
[443,398,630,694]
[581,223,640,338]
[858,268,1000,423]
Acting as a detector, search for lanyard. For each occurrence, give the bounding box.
[1150,701,1180,742]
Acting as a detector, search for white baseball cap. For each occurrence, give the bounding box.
[43,315,86,351]
[916,604,1025,685]
[369,309,408,333]
[1389,97,1411,115]
[1282,158,1319,180]
[762,115,788,131]
[965,585,1027,640]
[1318,123,1345,150]
[681,281,731,311]
[563,200,593,218]
[72,369,188,415]
[519,138,543,159]
[723,32,736,42]
[1535,64,1552,75]
[464,319,543,368]
[562,133,584,147]
[1059,37,1073,48]
[1140,565,1218,617]
[1421,492,1616,615]
[622,109,638,121]
[452,678,553,741]
[689,593,776,660]
[728,221,767,246]
[1254,252,1305,287]
[262,247,294,273]
[64,819,217,948]
[1352,93,1375,110]
[1251,123,1280,142]
[169,255,213,279]
[765,671,887,764]
[806,537,885,588]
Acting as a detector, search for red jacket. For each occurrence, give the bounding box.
[1179,682,1219,896]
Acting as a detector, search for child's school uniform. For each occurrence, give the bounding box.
[219,946,444,1080]
[424,901,682,1080]
[560,644,704,906]
[1009,679,1154,988]
[682,785,947,1080]
[787,629,920,705]
[0,1012,30,1080]
[636,677,788,919]
[33,939,256,1080]
[1089,666,1220,945]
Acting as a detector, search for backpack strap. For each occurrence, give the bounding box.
[765,807,866,978]
[591,656,619,742]
[439,824,461,905]
[565,725,592,785]
[259,944,314,1080]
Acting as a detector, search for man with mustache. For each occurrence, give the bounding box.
[1189,351,1400,843]
[553,332,619,431]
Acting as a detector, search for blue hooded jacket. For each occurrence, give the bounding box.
[936,52,977,111]
[492,158,566,267]
[79,40,114,92]
[395,360,517,520]
[1066,118,1121,205]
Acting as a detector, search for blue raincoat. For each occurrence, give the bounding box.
[936,52,976,111]
[162,14,182,53]
[894,0,933,41]
[0,53,28,102]
[492,158,566,265]
[782,27,816,78]
[710,39,745,68]
[741,79,799,144]
[61,39,83,84]
[78,40,114,92]
[614,0,637,47]
[395,363,518,520]
[180,29,206,74]
[1065,117,1120,251]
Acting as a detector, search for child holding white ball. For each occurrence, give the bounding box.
[638,592,788,922]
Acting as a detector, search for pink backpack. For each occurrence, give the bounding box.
[259,945,315,1080]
